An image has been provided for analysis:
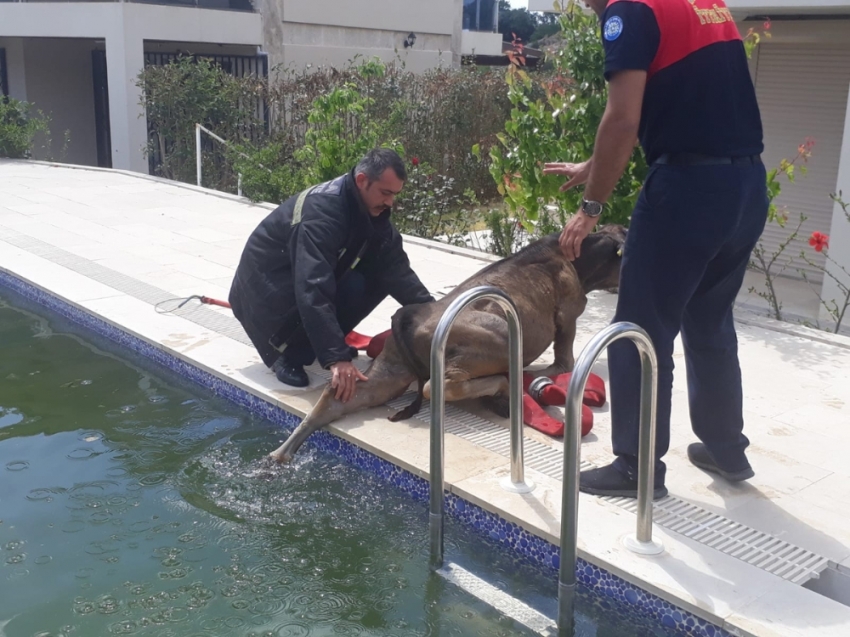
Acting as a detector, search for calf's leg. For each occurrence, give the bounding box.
[536,309,582,378]
[269,338,415,463]
[423,374,509,402]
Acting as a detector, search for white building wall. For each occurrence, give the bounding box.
[821,82,850,326]
[0,3,262,173]
[283,0,456,35]
[461,29,502,56]
[255,0,459,73]
[21,38,99,167]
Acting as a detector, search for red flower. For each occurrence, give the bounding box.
[411,157,420,167]
[809,231,830,252]
[763,20,771,30]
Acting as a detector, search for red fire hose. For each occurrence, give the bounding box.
[159,296,602,439]
[155,294,231,314]
[199,296,231,309]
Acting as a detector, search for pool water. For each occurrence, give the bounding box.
[0,289,677,637]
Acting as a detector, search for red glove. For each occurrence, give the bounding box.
[522,393,593,437]
[344,330,394,359]
[345,331,373,350]
[366,329,392,360]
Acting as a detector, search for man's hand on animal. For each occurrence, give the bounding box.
[559,212,598,261]
[542,160,592,192]
[330,361,368,403]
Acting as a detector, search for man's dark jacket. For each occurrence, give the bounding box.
[229,170,434,369]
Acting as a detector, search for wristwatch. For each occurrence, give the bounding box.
[581,198,604,218]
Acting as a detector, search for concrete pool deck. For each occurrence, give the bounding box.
[1,159,849,636]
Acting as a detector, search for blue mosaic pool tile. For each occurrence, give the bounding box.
[442,493,733,637]
[0,269,732,637]
[307,429,432,503]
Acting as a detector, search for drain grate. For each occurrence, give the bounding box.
[5,227,832,587]
[605,497,829,584]
[380,391,830,586]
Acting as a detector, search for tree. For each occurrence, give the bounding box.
[530,21,561,44]
[498,1,538,43]
[486,1,647,235]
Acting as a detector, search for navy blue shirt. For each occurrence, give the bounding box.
[600,0,764,164]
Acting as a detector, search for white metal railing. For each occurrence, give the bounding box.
[194,123,247,198]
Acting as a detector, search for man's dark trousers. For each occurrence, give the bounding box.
[609,157,769,485]
[282,269,388,368]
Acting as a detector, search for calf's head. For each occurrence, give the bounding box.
[574,224,627,293]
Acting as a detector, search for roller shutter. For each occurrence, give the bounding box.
[753,43,850,282]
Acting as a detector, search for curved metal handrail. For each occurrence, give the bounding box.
[195,123,257,197]
[429,285,532,569]
[558,321,664,635]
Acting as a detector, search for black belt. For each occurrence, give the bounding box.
[654,152,762,166]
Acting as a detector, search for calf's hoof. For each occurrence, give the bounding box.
[268,448,292,464]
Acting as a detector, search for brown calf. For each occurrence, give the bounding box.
[270,225,626,463]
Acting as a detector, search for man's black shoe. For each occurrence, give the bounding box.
[687,443,754,483]
[579,463,668,500]
[273,359,309,388]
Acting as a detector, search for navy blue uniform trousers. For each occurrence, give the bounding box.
[283,270,388,368]
[609,159,769,485]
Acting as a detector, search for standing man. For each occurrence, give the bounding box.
[229,148,434,402]
[544,0,768,498]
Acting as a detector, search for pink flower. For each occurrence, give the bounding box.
[809,231,829,252]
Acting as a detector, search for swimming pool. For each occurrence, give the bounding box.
[0,285,707,636]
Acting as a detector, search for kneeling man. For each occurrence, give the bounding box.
[229,148,434,401]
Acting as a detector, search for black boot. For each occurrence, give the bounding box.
[272,357,309,388]
[579,462,668,500]
[687,443,754,482]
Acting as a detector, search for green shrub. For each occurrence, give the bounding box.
[0,98,50,160]
[138,56,265,189]
[393,159,480,245]
[487,0,647,243]
[138,56,511,206]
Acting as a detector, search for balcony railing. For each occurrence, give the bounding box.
[463,0,499,33]
[0,0,254,11]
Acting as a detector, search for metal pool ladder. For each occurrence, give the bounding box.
[429,285,535,572]
[427,285,664,636]
[556,321,664,635]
